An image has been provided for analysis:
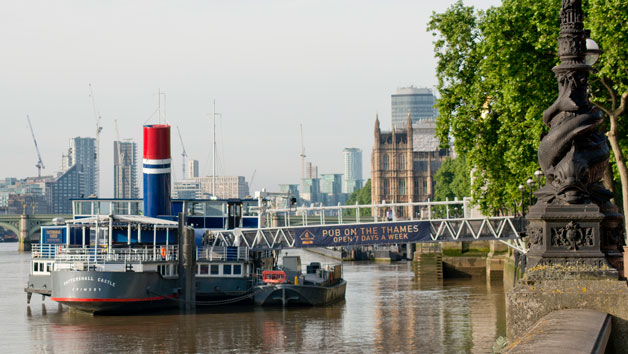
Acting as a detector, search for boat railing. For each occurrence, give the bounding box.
[32,243,179,264]
[196,245,249,262]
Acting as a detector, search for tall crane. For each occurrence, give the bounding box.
[176,126,188,179]
[26,115,45,177]
[249,169,256,193]
[113,119,130,198]
[114,119,123,163]
[300,124,306,182]
[89,84,102,196]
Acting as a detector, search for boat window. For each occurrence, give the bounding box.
[210,264,219,275]
[205,201,224,216]
[33,263,38,273]
[38,262,43,272]
[233,264,242,275]
[46,263,51,272]
[223,264,232,275]
[200,264,209,275]
[242,201,257,216]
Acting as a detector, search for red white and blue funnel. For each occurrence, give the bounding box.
[143,124,171,218]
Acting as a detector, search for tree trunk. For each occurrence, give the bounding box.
[595,82,628,243]
[603,163,616,204]
[607,126,628,242]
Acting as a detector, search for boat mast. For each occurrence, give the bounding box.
[157,88,161,124]
[212,100,216,196]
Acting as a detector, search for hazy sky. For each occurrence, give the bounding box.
[1,0,501,196]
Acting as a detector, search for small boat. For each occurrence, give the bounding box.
[253,256,346,306]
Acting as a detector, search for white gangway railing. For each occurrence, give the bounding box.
[220,199,527,253]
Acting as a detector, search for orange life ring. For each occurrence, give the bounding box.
[58,246,62,254]
[161,247,167,258]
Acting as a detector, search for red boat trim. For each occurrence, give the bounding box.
[51,295,176,302]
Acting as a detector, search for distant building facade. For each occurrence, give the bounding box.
[301,178,321,204]
[320,173,347,206]
[196,176,249,199]
[342,148,363,193]
[186,159,199,179]
[173,180,205,199]
[305,162,318,179]
[46,165,82,214]
[7,194,49,214]
[67,137,97,197]
[279,184,300,200]
[114,140,139,199]
[320,174,343,196]
[371,115,449,218]
[0,176,53,214]
[391,87,437,128]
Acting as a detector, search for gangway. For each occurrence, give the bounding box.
[206,199,527,254]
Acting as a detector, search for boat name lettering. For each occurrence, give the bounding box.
[97,278,116,287]
[63,276,95,285]
[72,287,102,292]
[62,276,116,287]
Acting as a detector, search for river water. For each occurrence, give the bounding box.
[0,243,506,353]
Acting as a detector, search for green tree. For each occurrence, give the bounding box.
[429,0,628,225]
[345,179,371,216]
[434,156,471,201]
[587,0,628,237]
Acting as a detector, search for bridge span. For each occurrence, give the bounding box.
[209,200,527,253]
[0,214,71,251]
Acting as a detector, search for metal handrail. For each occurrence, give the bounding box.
[32,243,179,263]
[197,246,249,262]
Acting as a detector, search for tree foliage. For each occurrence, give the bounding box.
[429,0,628,214]
[345,179,371,216]
[434,156,471,201]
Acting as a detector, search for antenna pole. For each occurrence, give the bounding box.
[212,100,216,196]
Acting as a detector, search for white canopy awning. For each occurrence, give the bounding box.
[68,214,178,227]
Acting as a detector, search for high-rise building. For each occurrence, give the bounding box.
[320,173,346,206]
[196,176,249,199]
[305,162,318,179]
[114,140,139,199]
[301,178,321,204]
[67,137,97,197]
[46,165,82,214]
[343,148,363,193]
[391,86,438,128]
[371,114,450,218]
[186,159,199,179]
[320,174,343,195]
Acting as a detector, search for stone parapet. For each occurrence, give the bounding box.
[507,279,628,352]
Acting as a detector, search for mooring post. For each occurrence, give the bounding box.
[183,227,196,313]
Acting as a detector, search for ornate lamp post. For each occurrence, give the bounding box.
[526,178,535,206]
[534,169,544,186]
[518,184,526,218]
[524,0,623,279]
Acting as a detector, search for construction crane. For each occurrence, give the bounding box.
[89,84,102,196]
[249,169,256,193]
[113,119,129,198]
[26,115,45,177]
[114,119,123,163]
[300,124,306,182]
[176,126,188,179]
